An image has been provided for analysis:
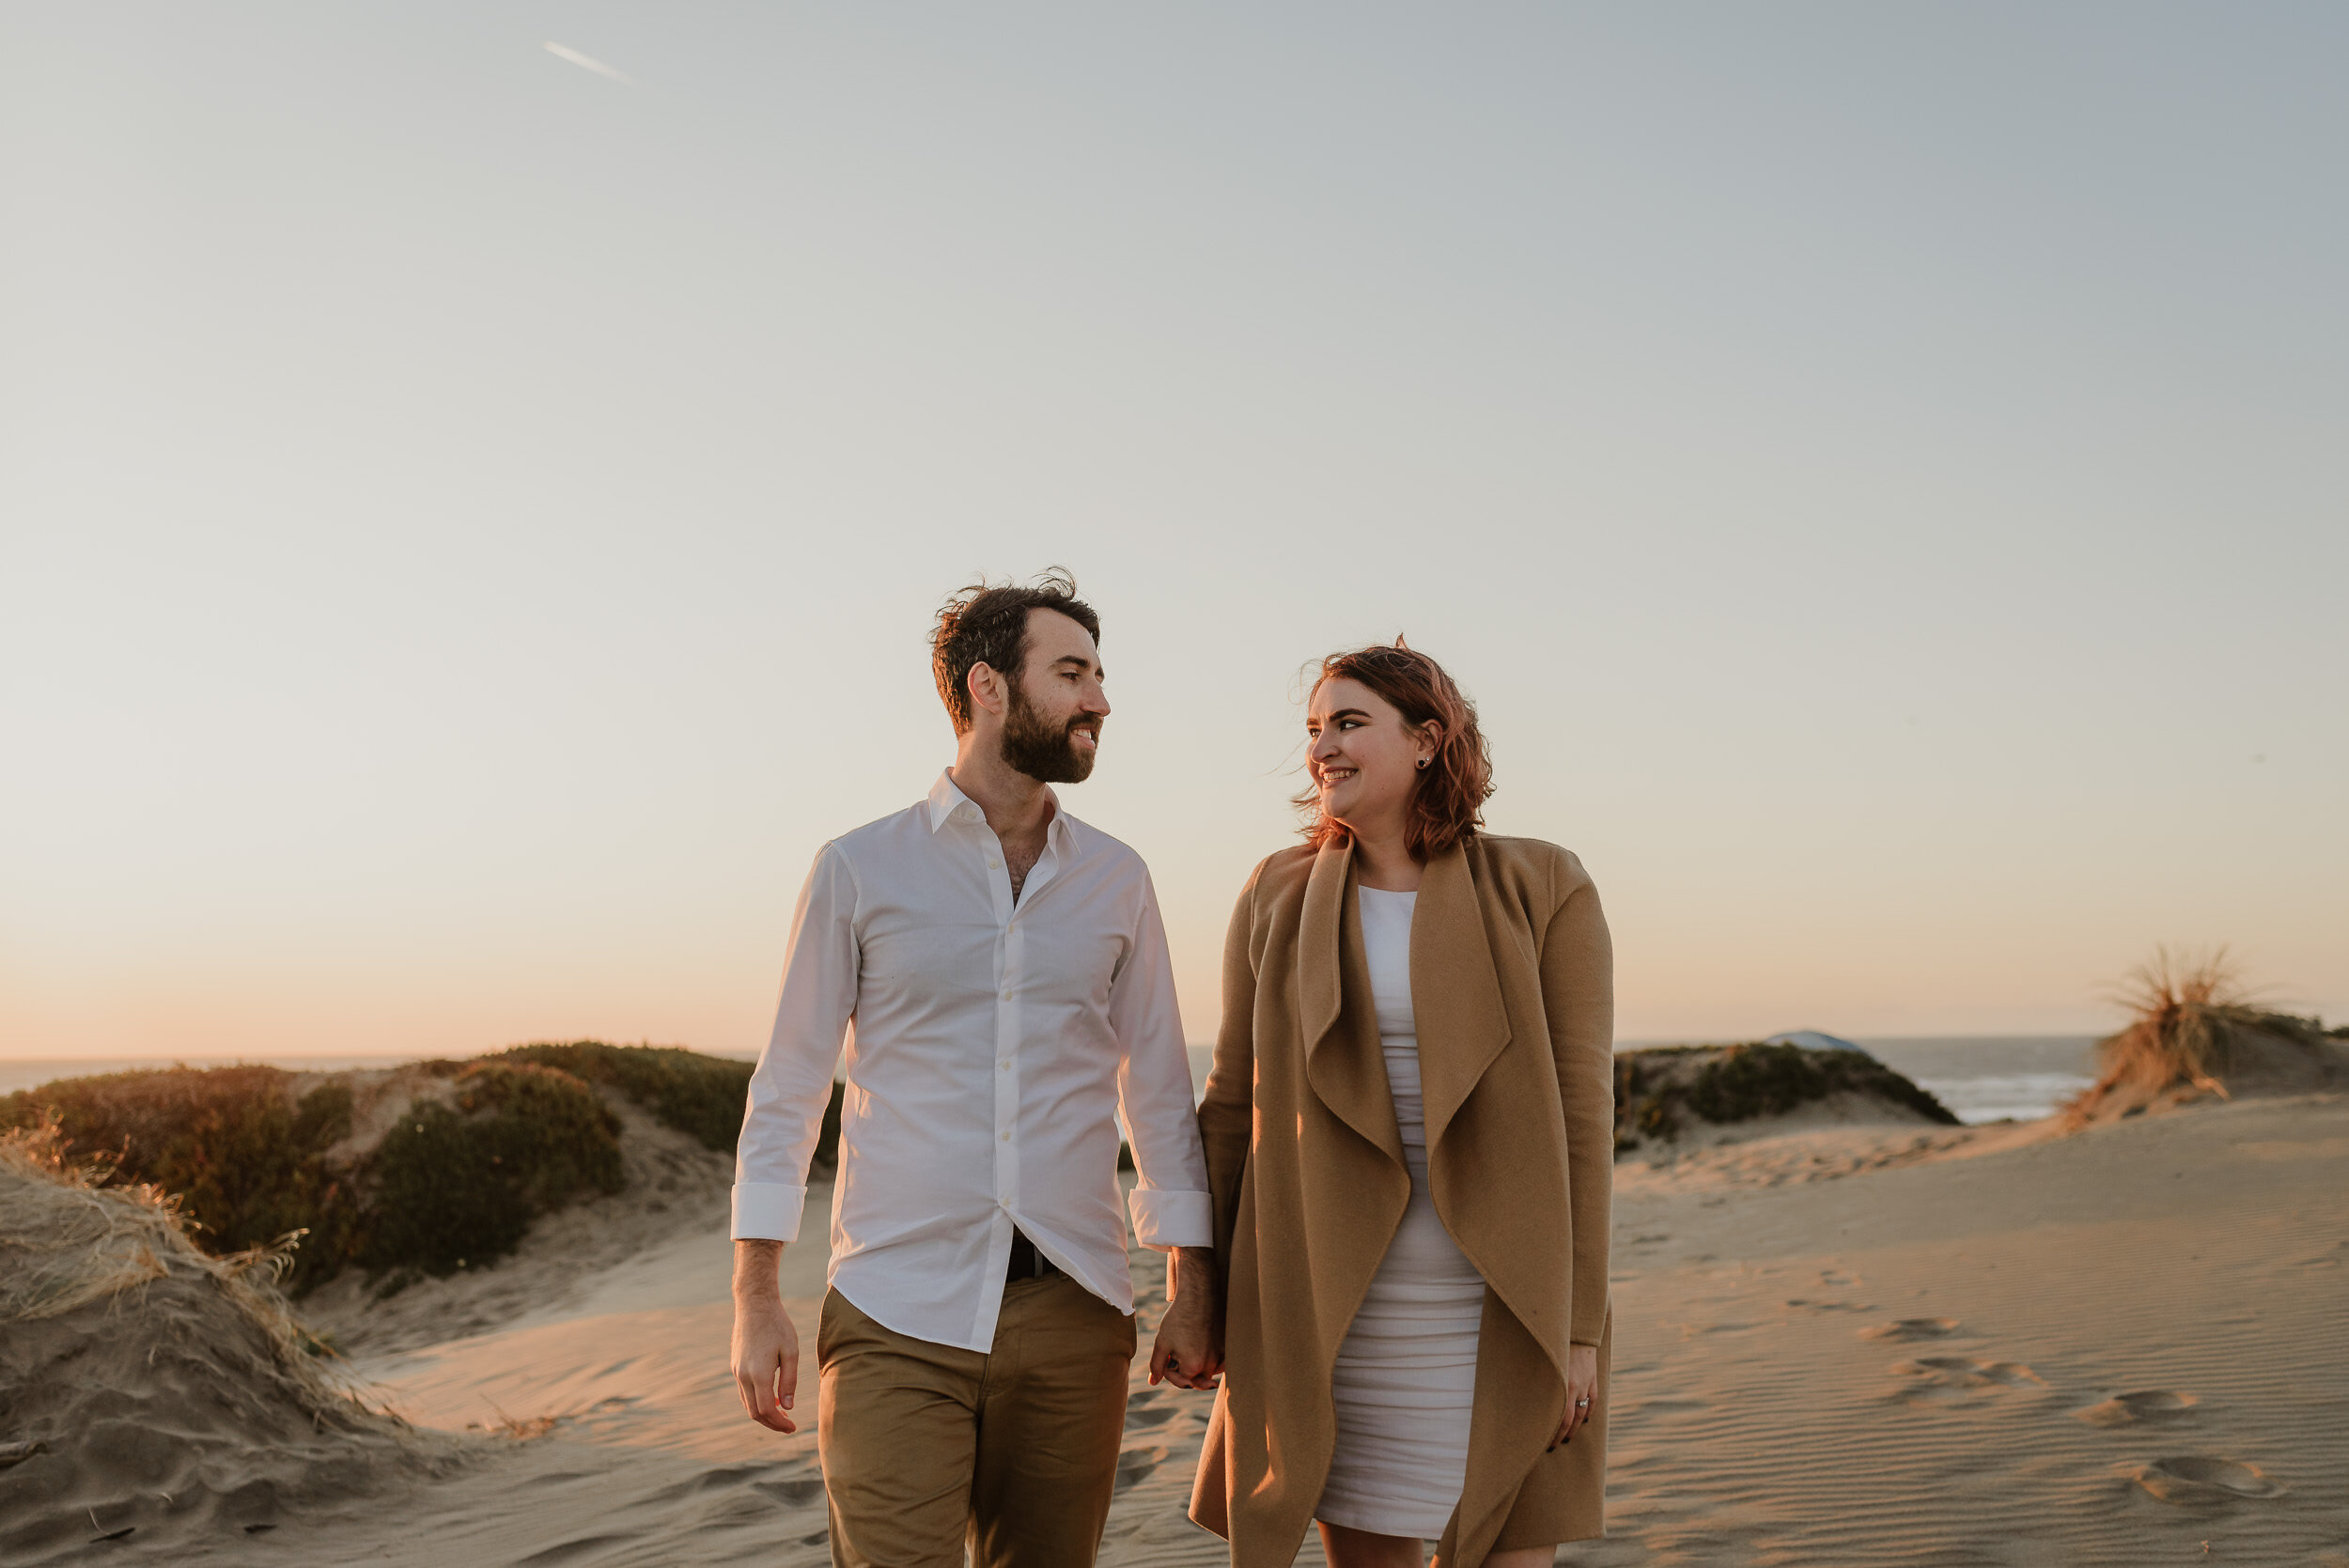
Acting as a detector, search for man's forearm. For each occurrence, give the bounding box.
[1167,1244,1218,1301]
[734,1239,786,1302]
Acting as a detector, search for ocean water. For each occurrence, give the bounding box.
[1854,1036,2099,1124]
[1185,1035,2100,1126]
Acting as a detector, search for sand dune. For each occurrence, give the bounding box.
[0,1134,445,1563]
[8,1090,2346,1565]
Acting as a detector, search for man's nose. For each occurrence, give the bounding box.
[1085,683,1111,717]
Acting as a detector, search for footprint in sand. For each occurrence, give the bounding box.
[1782,1297,1875,1314]
[514,1535,637,1566]
[1125,1403,1176,1432]
[1860,1317,1960,1342]
[1114,1446,1167,1493]
[2075,1390,2200,1427]
[2123,1456,2286,1504]
[1891,1356,2045,1389]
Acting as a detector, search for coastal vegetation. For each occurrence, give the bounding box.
[0,1043,835,1294]
[2061,946,2349,1127]
[1612,1042,1959,1152]
[498,1041,769,1154]
[0,1122,416,1556]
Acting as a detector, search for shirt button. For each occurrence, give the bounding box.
[1000,1131,1011,1141]
[1000,988,1012,1001]
[988,857,1002,869]
[999,1060,1009,1071]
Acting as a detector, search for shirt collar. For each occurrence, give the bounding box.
[925,769,1077,850]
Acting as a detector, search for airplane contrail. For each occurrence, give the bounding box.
[544,41,632,84]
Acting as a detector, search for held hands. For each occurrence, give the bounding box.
[1548,1342,1600,1452]
[1147,1246,1224,1391]
[731,1239,801,1434]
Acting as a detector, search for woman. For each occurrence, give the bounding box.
[1189,641,1613,1568]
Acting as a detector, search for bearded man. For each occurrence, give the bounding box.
[729,570,1222,1568]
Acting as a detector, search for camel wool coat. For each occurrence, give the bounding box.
[1187,833,1614,1566]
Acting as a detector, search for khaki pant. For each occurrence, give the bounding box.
[817,1277,1137,1568]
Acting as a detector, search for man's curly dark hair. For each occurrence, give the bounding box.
[929,568,1101,734]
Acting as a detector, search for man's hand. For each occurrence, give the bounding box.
[1549,1343,1600,1451]
[1147,1246,1223,1391]
[731,1239,800,1434]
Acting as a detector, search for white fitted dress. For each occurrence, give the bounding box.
[1314,887,1489,1539]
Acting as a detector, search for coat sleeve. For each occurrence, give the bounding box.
[1538,851,1615,1344]
[1196,862,1264,1270]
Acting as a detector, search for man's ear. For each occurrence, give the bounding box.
[967,661,1006,722]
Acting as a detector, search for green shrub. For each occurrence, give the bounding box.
[0,1066,357,1293]
[500,1041,846,1172]
[355,1062,621,1278]
[500,1042,751,1153]
[0,1044,840,1290]
[1612,1043,1957,1150]
[3,1057,633,1290]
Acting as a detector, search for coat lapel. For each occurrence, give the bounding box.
[1300,839,1406,1169]
[1413,843,1514,1154]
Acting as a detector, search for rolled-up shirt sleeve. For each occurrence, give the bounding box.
[1111,873,1214,1250]
[733,842,859,1242]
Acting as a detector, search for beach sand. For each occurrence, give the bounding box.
[16,1090,2347,1565]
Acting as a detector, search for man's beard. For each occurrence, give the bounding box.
[1000,684,1099,784]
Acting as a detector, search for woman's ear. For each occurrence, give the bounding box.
[1416,721,1444,769]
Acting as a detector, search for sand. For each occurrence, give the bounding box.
[0,1136,446,1562]
[8,1090,2346,1566]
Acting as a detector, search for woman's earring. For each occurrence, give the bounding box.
[1416,757,1430,769]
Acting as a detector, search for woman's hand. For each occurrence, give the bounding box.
[1549,1343,1599,1451]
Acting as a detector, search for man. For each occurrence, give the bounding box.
[730,570,1222,1568]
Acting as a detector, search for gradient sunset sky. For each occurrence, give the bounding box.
[5,4,2344,1062]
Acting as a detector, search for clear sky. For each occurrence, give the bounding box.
[4,4,2344,1063]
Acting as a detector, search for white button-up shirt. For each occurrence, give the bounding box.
[733,770,1214,1352]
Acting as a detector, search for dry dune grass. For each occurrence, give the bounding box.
[0,1119,316,1352]
[0,1123,180,1323]
[0,1122,442,1563]
[2063,946,2349,1128]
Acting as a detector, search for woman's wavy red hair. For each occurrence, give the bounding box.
[1294,639,1493,861]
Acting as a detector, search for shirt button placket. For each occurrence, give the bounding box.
[996,900,1017,1216]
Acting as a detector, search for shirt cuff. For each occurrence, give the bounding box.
[1127,1187,1213,1252]
[731,1182,808,1242]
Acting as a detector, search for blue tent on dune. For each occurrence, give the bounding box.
[1764,1029,1872,1057]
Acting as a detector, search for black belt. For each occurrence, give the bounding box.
[1006,1228,1062,1282]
